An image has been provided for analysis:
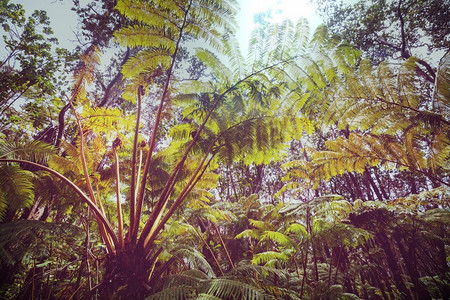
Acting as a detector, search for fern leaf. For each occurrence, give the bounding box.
[0,165,34,218]
[146,285,195,300]
[251,251,289,265]
[200,278,270,300]
[0,140,54,163]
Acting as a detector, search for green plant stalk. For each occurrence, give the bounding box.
[140,140,215,250]
[113,147,124,249]
[138,57,299,251]
[69,100,116,252]
[128,85,143,243]
[142,149,216,253]
[132,0,193,243]
[191,220,225,276]
[212,221,235,269]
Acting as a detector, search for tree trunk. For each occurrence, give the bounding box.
[394,230,432,300]
[376,232,410,298]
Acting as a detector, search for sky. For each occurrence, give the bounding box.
[7,0,324,55]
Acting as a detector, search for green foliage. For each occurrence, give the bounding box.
[315,0,450,63]
[0,0,71,117]
[200,278,271,300]
[0,165,34,221]
[0,220,82,266]
[115,0,238,79]
[0,140,54,163]
[0,0,449,298]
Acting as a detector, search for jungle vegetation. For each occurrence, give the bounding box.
[0,0,448,299]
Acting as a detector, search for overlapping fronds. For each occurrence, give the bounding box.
[0,140,54,163]
[82,106,136,136]
[326,57,449,134]
[260,231,295,248]
[121,48,172,78]
[0,165,34,220]
[283,130,447,188]
[0,220,83,266]
[71,45,100,105]
[200,278,271,300]
[115,0,238,79]
[146,285,195,300]
[115,25,176,49]
[173,84,314,165]
[313,133,411,177]
[172,247,215,278]
[434,52,450,118]
[149,268,274,299]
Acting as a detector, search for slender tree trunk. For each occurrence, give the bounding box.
[394,231,432,300]
[228,166,239,202]
[348,172,364,200]
[376,232,410,297]
[300,206,311,298]
[360,272,371,300]
[344,174,357,201]
[373,168,389,199]
[365,167,384,201]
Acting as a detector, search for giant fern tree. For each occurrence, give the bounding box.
[0,1,325,298]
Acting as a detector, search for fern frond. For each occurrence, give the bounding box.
[223,35,246,78]
[0,220,83,265]
[71,45,100,105]
[251,251,289,265]
[190,2,237,35]
[196,293,222,300]
[122,48,172,78]
[196,49,233,84]
[435,51,450,111]
[0,140,54,163]
[115,25,176,49]
[260,231,295,248]
[284,223,308,238]
[115,0,181,28]
[0,164,34,218]
[200,278,271,300]
[172,247,215,278]
[82,106,136,134]
[147,285,195,300]
[235,229,261,240]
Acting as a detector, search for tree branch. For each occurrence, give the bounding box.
[97,48,130,108]
[397,0,410,59]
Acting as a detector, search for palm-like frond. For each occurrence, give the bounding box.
[251,251,289,266]
[0,164,34,220]
[200,278,272,300]
[71,45,100,105]
[115,0,238,79]
[434,51,450,119]
[146,285,195,300]
[172,247,216,278]
[0,140,54,163]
